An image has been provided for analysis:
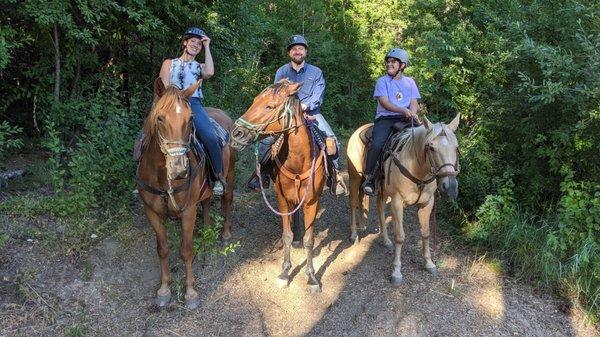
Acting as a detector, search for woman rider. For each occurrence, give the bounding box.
[158,27,226,195]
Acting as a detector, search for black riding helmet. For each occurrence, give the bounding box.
[287,35,308,51]
[183,27,206,40]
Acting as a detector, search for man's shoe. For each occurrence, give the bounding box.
[246,173,269,192]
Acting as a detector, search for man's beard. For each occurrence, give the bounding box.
[291,55,305,65]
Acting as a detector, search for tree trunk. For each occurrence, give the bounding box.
[53,24,60,103]
[70,61,80,99]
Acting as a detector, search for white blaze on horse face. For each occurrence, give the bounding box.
[440,138,449,146]
[176,104,182,114]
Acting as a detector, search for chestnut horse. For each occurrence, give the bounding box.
[229,79,326,293]
[347,115,460,285]
[137,79,235,308]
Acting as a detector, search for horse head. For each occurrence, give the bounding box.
[229,79,303,151]
[145,78,200,180]
[422,114,460,199]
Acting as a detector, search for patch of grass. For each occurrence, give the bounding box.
[66,325,86,337]
[80,259,95,281]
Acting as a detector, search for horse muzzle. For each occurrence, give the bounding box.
[229,125,254,151]
[438,176,458,199]
[166,154,189,180]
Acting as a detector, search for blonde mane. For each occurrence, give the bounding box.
[394,122,457,161]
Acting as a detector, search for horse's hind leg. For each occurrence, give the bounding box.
[418,197,437,276]
[389,195,405,286]
[377,192,393,248]
[303,202,321,293]
[221,148,235,245]
[348,164,366,244]
[181,207,201,309]
[144,205,171,307]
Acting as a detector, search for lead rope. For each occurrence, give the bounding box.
[255,132,319,216]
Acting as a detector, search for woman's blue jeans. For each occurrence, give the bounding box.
[190,98,223,176]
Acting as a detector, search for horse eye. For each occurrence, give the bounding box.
[428,145,435,151]
[266,105,274,110]
[157,116,165,123]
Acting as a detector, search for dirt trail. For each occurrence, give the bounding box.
[1,183,598,336]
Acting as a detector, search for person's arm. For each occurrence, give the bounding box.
[201,36,214,79]
[159,59,172,87]
[274,67,284,83]
[303,69,325,111]
[376,96,411,118]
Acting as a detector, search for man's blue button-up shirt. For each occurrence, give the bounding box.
[274,62,325,115]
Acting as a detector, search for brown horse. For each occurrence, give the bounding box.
[229,79,326,293]
[137,78,235,308]
[347,115,460,285]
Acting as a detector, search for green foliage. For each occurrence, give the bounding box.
[0,121,23,156]
[194,212,240,257]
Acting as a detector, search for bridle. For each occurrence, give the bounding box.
[136,118,206,213]
[390,125,460,205]
[232,96,300,147]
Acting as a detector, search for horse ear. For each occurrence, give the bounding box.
[154,77,165,98]
[287,81,303,96]
[423,116,433,130]
[447,113,460,132]
[182,80,201,98]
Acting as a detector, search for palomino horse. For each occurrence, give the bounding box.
[347,115,460,285]
[137,78,235,308]
[229,79,326,293]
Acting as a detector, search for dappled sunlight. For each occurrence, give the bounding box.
[202,230,378,336]
[464,259,506,321]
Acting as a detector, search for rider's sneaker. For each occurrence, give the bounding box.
[213,181,224,196]
[362,175,375,196]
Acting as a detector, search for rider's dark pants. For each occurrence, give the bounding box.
[364,115,416,177]
[190,98,223,176]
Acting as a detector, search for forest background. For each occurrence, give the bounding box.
[0,0,598,322]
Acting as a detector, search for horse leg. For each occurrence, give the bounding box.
[201,198,211,228]
[418,197,437,276]
[359,189,369,232]
[181,207,201,309]
[220,170,234,245]
[389,195,405,286]
[303,202,321,293]
[348,169,360,244]
[276,211,293,288]
[144,205,171,307]
[377,192,393,248]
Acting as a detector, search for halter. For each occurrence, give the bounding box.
[136,120,206,213]
[233,97,300,145]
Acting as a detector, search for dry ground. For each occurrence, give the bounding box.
[0,154,598,336]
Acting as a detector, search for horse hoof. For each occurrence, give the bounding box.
[221,237,230,247]
[380,239,394,249]
[276,277,289,288]
[350,233,359,245]
[185,297,201,310]
[426,267,439,277]
[292,241,303,249]
[155,293,172,307]
[390,275,404,287]
[308,283,322,294]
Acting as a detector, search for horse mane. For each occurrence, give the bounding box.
[395,122,457,161]
[143,86,191,139]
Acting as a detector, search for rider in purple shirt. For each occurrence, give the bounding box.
[362,48,421,196]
